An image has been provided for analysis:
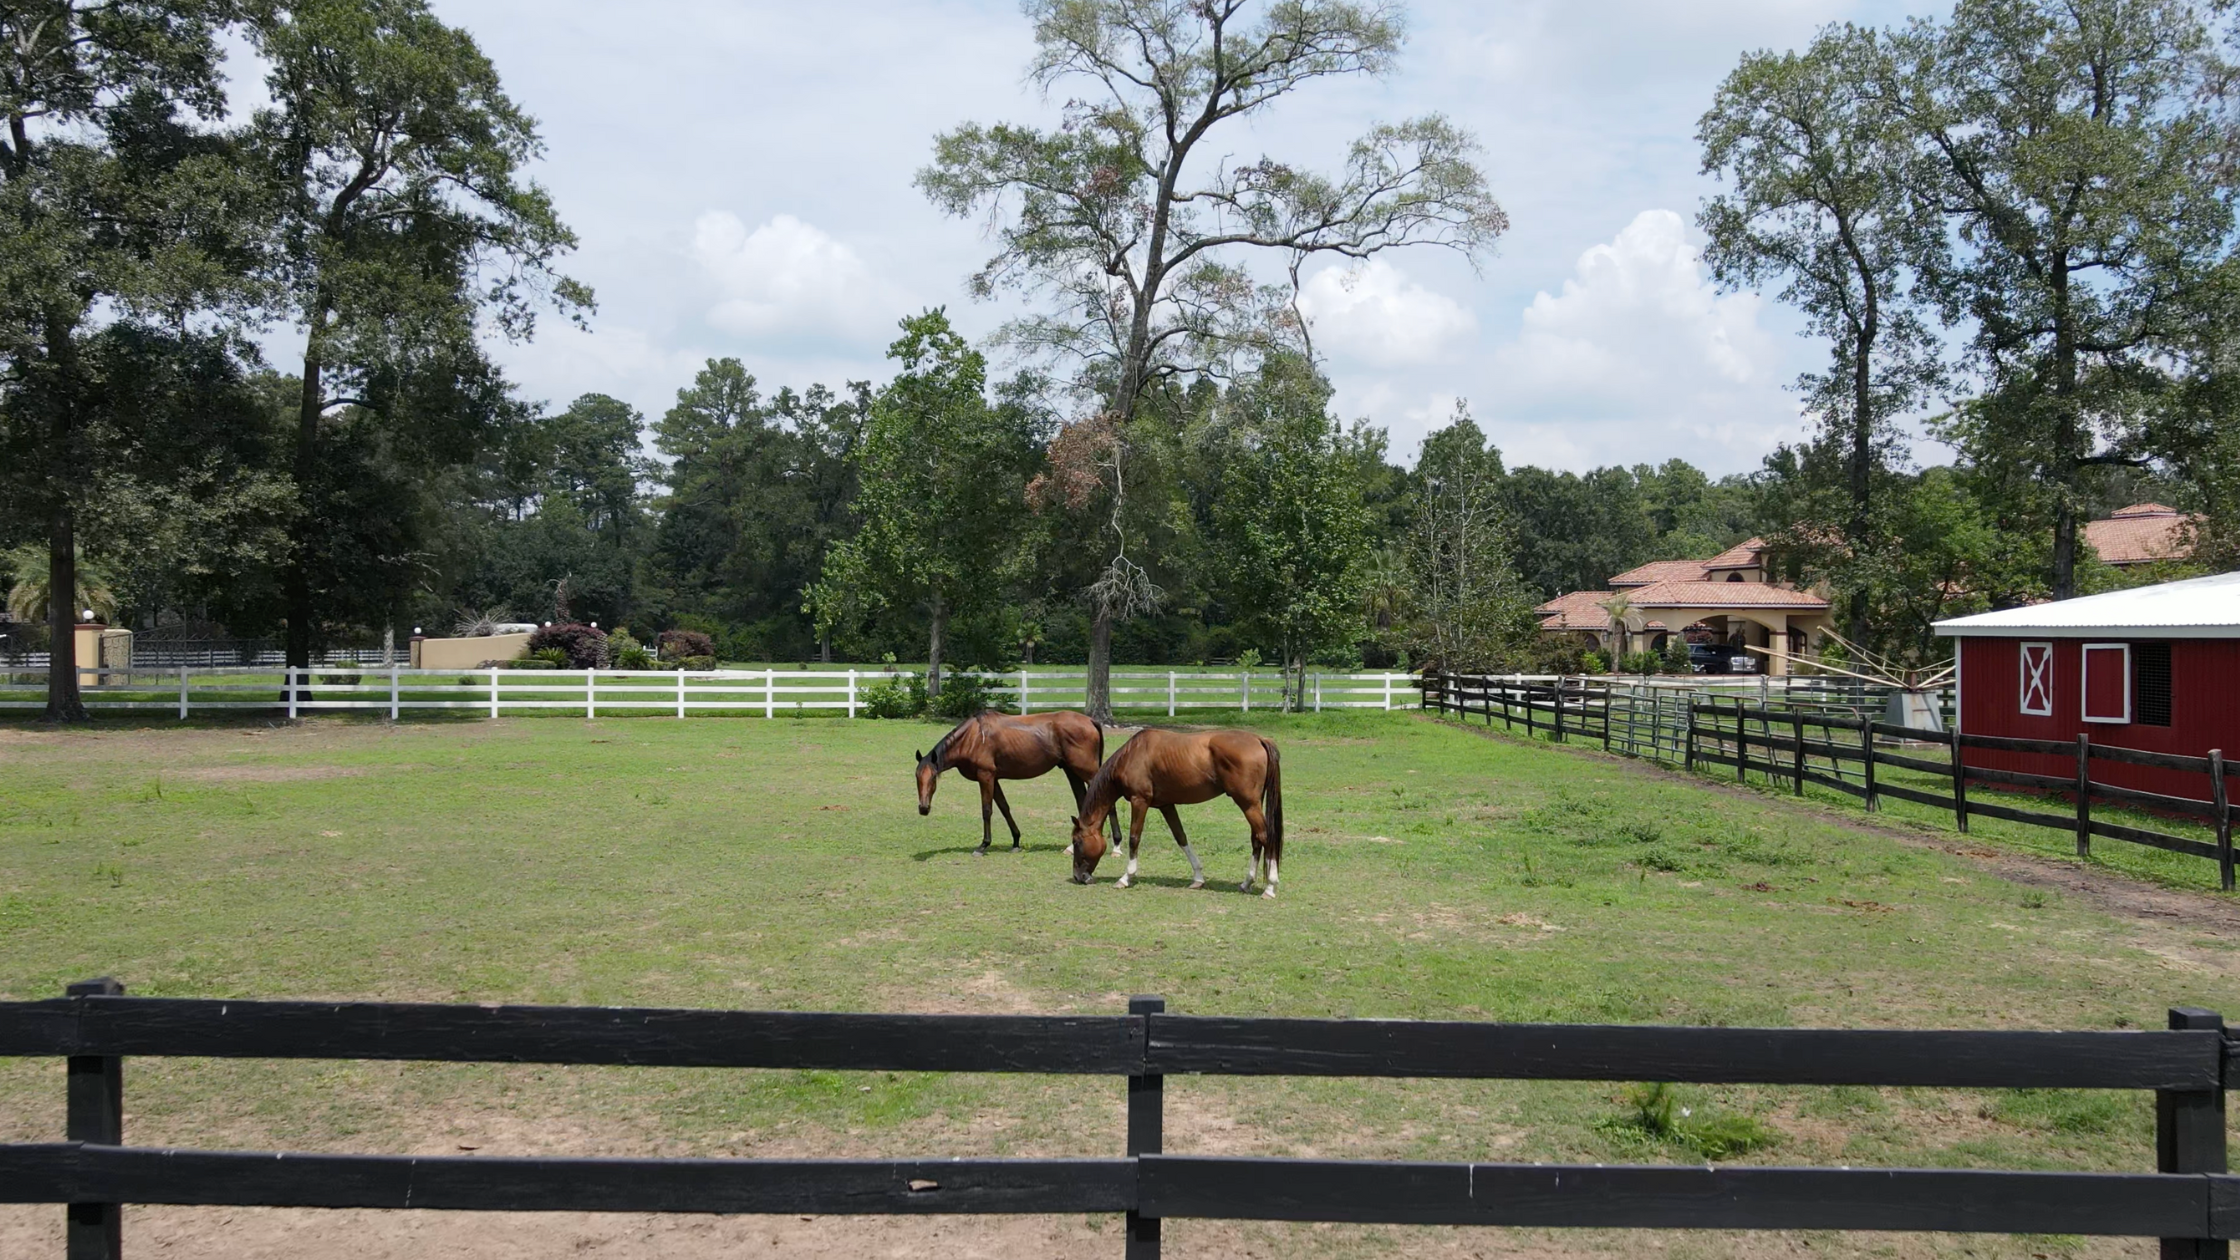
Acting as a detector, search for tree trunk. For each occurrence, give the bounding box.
[1022,639,1035,666]
[1087,610,1113,723]
[285,320,327,693]
[44,507,86,723]
[926,592,947,700]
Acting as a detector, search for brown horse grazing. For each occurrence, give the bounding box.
[1069,728,1283,897]
[916,711,1118,854]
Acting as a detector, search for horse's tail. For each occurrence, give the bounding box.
[1260,738,1282,855]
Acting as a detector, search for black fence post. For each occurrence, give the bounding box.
[1684,702,1697,774]
[2212,749,2232,893]
[66,976,124,1260]
[1860,715,1878,812]
[1949,731,1970,834]
[1792,711,1806,796]
[1127,995,1164,1260]
[1735,698,1748,784]
[2075,734,2092,859]
[2156,1006,2227,1260]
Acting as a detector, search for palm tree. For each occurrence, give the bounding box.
[2,545,119,625]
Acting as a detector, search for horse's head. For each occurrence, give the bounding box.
[1068,814,1108,883]
[914,749,938,815]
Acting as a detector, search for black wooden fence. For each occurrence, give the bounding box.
[5,981,2240,1257]
[1422,673,2237,890]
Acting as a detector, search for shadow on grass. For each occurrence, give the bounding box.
[910,842,1071,861]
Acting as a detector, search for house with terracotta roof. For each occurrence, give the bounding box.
[2084,503,2199,569]
[1536,537,1835,675]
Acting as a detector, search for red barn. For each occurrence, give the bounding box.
[1935,572,2240,803]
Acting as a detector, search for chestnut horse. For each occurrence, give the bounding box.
[916,711,1117,854]
[1069,728,1283,897]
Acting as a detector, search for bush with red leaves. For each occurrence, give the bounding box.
[658,630,715,662]
[528,623,610,669]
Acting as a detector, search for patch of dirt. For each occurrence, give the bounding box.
[178,764,369,783]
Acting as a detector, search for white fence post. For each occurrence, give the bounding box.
[1241,670,1249,713]
[490,668,500,720]
[389,665,400,721]
[766,669,776,719]
[676,668,686,720]
[286,667,297,721]
[1315,673,1323,713]
[848,669,859,719]
[1168,671,1176,718]
[586,668,596,720]
[1018,668,1029,714]
[1384,673,1395,711]
[178,666,189,720]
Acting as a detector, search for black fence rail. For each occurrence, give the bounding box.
[1681,699,2239,890]
[5,982,2240,1257]
[1421,672,2236,891]
[1422,673,1614,745]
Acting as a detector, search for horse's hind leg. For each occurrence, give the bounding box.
[992,783,1022,849]
[1160,805,1204,889]
[1116,798,1149,888]
[1236,796,1273,897]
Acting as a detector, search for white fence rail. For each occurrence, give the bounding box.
[0,667,1420,719]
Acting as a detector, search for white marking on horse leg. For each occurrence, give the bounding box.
[1182,844,1205,888]
[1241,849,1257,892]
[1262,857,1278,899]
[1118,854,1137,888]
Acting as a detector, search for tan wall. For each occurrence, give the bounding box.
[411,632,532,670]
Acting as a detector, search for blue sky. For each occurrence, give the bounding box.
[431,0,1940,474]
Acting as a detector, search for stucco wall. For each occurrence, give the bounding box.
[410,633,532,670]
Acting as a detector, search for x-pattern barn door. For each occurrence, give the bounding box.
[2019,642,2054,716]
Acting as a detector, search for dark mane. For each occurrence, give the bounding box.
[927,714,978,770]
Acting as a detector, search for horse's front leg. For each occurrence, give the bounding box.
[975,774,997,855]
[1161,804,1204,889]
[1072,769,1120,845]
[992,782,1022,849]
[1116,797,1149,888]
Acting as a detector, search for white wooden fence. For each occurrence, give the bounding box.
[0,666,1419,719]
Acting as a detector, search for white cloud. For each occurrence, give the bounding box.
[1296,260,1478,366]
[1481,209,1804,466]
[691,211,903,340]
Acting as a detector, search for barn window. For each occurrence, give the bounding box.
[2081,643,2131,724]
[2018,642,2053,716]
[2133,642,2172,727]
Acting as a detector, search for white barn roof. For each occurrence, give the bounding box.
[1935,570,2240,639]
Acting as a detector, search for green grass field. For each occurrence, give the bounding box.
[2,710,2234,1258]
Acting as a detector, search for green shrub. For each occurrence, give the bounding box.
[528,623,608,669]
[929,670,1013,720]
[862,672,926,719]
[1579,650,1609,674]
[1608,1082,1778,1159]
[529,647,568,667]
[677,654,717,672]
[1619,650,1662,674]
[1661,636,1692,673]
[612,643,656,670]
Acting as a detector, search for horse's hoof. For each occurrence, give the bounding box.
[1116,876,1132,889]
[1189,879,1206,890]
[1239,880,1254,893]
[1261,887,1277,900]
[974,848,988,857]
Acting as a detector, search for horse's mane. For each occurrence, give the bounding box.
[927,713,981,770]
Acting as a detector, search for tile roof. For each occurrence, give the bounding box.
[1624,579,1830,610]
[2084,507,2196,565]
[1607,558,1710,587]
[1701,537,1768,571]
[1534,590,1670,632]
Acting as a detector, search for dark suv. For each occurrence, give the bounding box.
[1688,642,1757,674]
